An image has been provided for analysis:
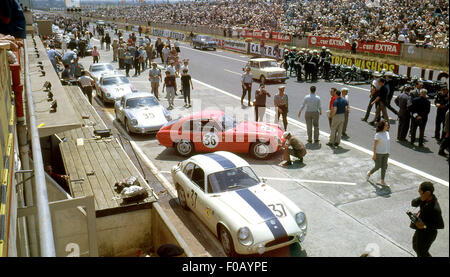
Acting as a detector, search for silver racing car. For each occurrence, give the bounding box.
[97,74,137,104]
[114,92,172,134]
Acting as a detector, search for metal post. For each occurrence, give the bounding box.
[23,39,56,257]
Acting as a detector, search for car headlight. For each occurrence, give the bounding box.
[237,227,253,246]
[130,119,138,126]
[295,212,307,230]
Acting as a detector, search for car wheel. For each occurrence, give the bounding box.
[250,141,271,159]
[176,185,189,210]
[175,140,194,156]
[219,225,237,257]
[125,119,132,134]
[343,73,352,84]
[260,75,266,84]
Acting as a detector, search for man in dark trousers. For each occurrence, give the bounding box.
[370,78,389,125]
[395,86,411,141]
[384,72,399,115]
[241,67,253,106]
[434,87,449,141]
[410,89,431,147]
[410,182,444,257]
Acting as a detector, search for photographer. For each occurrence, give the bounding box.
[410,182,444,257]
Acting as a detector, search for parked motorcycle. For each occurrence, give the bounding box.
[328,64,353,82]
[342,65,373,84]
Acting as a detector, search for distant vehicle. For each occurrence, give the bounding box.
[88,63,115,82]
[172,151,307,256]
[96,20,105,26]
[96,74,137,104]
[192,35,217,50]
[157,110,285,159]
[114,92,172,134]
[244,58,287,83]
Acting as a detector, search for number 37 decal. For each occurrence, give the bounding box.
[268,203,287,218]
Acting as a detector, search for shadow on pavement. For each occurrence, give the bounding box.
[306,142,322,150]
[333,146,350,155]
[368,180,392,197]
[155,148,185,162]
[397,140,433,153]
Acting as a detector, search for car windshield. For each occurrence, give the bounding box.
[260,61,278,68]
[126,97,159,109]
[199,36,211,41]
[208,166,260,193]
[92,64,114,72]
[218,114,237,131]
[103,76,129,86]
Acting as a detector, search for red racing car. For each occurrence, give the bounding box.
[156,110,285,159]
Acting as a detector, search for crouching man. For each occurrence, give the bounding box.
[280,132,307,166]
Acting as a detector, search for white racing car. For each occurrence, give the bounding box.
[115,92,172,134]
[171,151,307,256]
[97,74,137,104]
[88,63,115,82]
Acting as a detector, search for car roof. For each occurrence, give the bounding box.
[91,63,113,68]
[249,58,276,62]
[188,151,250,175]
[101,74,126,79]
[124,92,155,100]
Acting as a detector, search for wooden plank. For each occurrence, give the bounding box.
[58,131,79,197]
[78,125,119,208]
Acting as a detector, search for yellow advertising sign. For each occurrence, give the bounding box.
[331,55,398,73]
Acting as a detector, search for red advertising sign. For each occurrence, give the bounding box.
[240,29,291,43]
[308,35,400,56]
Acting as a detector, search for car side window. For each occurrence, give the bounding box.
[183,162,195,179]
[191,165,205,191]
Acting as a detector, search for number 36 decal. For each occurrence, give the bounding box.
[202,133,219,148]
[268,203,287,218]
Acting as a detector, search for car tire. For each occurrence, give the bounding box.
[219,225,237,257]
[250,141,271,159]
[175,140,194,156]
[125,119,132,134]
[343,73,352,84]
[176,185,189,210]
[260,75,266,84]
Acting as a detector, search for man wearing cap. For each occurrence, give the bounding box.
[410,89,431,147]
[298,86,321,143]
[327,90,348,147]
[274,86,289,130]
[280,132,307,166]
[410,182,444,257]
[241,67,253,106]
[370,78,389,125]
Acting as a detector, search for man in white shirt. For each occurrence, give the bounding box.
[77,70,95,104]
[298,86,322,143]
[241,67,253,106]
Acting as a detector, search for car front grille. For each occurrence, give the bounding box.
[265,236,294,248]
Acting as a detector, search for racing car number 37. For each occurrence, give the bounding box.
[203,133,219,148]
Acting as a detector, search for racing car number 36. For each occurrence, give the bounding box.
[203,133,219,148]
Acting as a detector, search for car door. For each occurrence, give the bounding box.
[188,164,208,224]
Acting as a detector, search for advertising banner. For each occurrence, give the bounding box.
[331,55,398,73]
[308,36,400,56]
[215,39,248,53]
[239,29,291,43]
[249,43,284,59]
[152,28,186,41]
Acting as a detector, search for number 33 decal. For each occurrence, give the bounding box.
[203,133,219,148]
[268,204,287,218]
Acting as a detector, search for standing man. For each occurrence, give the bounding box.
[254,84,271,122]
[298,86,321,143]
[124,48,133,77]
[438,111,449,156]
[181,69,194,107]
[77,70,95,104]
[370,78,389,125]
[112,39,119,62]
[241,67,253,107]
[434,87,449,142]
[410,89,431,147]
[133,47,141,77]
[148,63,162,100]
[327,90,348,147]
[395,86,412,141]
[410,182,444,257]
[145,42,153,68]
[384,72,399,116]
[105,32,111,51]
[362,78,381,122]
[118,44,125,69]
[47,45,62,73]
[162,70,177,110]
[274,86,289,131]
[327,88,337,128]
[341,88,350,137]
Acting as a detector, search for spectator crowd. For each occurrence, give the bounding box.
[84,0,448,47]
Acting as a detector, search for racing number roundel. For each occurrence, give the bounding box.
[202,133,219,148]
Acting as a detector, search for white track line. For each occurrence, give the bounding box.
[180,45,247,63]
[191,78,449,187]
[224,69,241,75]
[263,177,357,186]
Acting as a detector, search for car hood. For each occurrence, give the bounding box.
[92,70,115,79]
[102,84,134,98]
[216,185,291,225]
[261,67,286,73]
[234,121,283,136]
[126,106,168,125]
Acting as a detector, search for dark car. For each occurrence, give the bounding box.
[192,35,217,50]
